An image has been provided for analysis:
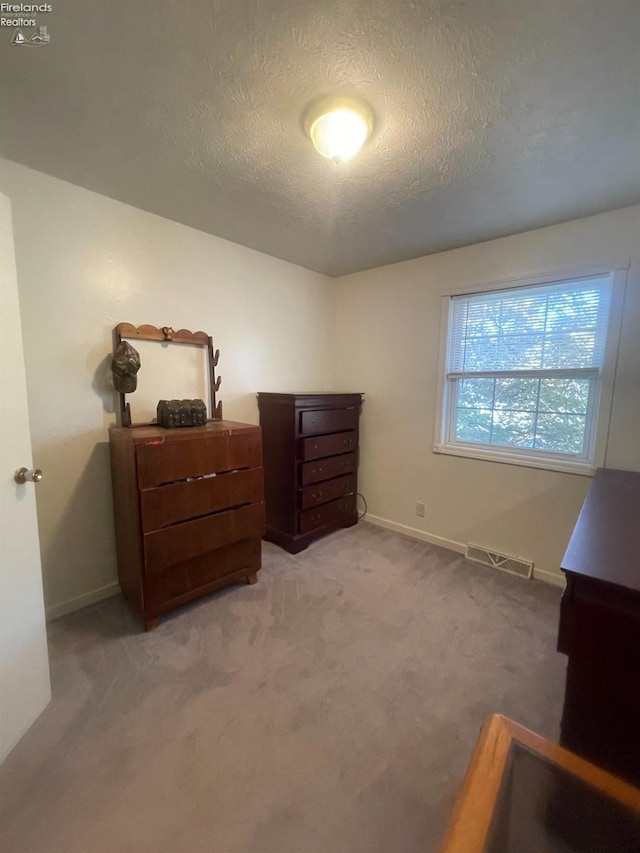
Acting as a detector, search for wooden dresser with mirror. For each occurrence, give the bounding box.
[108,323,264,630]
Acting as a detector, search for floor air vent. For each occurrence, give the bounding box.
[465,543,533,579]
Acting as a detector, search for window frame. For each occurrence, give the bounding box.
[433,265,628,476]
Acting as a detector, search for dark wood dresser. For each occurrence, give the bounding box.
[558,468,640,786]
[109,420,264,630]
[257,392,363,554]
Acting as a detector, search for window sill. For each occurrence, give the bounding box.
[433,442,596,477]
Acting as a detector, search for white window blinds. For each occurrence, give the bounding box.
[447,276,612,378]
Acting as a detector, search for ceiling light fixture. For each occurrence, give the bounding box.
[304,96,374,164]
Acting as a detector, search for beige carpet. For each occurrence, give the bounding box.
[0,522,565,853]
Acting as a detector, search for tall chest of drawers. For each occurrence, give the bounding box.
[109,421,264,630]
[558,468,640,786]
[257,393,363,554]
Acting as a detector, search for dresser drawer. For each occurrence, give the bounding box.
[299,474,355,510]
[299,431,357,461]
[299,493,357,534]
[144,502,265,573]
[299,408,358,436]
[143,538,261,609]
[136,431,261,488]
[300,452,356,485]
[140,467,264,532]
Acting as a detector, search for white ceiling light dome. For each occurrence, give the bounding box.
[304,96,375,163]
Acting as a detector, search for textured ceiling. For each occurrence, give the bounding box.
[1,0,639,276]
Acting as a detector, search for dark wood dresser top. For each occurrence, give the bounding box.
[560,468,640,593]
[109,419,259,444]
[256,392,363,407]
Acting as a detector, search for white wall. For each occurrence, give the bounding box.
[0,158,333,618]
[331,206,640,583]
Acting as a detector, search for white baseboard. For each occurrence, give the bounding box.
[46,582,120,621]
[364,514,565,588]
[365,514,466,554]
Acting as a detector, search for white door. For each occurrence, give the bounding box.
[0,192,51,763]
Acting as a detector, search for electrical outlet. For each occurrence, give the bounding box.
[416,501,425,518]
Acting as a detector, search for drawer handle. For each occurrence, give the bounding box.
[340,460,349,468]
[343,439,353,447]
[310,512,321,522]
[341,482,350,492]
[338,502,348,512]
[311,491,323,502]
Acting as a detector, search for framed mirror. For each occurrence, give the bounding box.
[112,323,222,427]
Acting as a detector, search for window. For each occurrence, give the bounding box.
[435,273,620,473]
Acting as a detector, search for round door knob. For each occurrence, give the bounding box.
[14,467,43,484]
